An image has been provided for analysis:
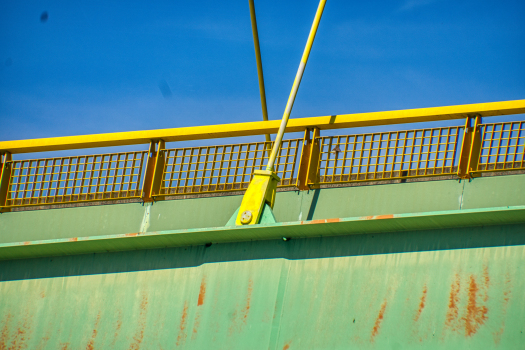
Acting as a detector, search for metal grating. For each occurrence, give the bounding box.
[2,120,524,210]
[314,126,462,184]
[476,121,525,172]
[158,139,302,196]
[5,151,147,207]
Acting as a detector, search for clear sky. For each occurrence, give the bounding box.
[1,0,524,154]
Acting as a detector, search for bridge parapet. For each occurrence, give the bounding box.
[1,100,524,211]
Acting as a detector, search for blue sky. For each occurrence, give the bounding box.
[1,0,524,155]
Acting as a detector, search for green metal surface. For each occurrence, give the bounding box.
[0,223,524,349]
[1,205,524,261]
[1,174,524,245]
[1,174,524,349]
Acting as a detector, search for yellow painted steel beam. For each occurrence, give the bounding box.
[0,99,524,154]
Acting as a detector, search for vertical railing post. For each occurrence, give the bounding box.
[296,127,320,190]
[457,115,482,179]
[0,152,12,212]
[142,140,166,202]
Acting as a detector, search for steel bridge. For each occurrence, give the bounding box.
[1,100,524,210]
[0,100,525,349]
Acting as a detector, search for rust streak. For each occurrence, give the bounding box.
[228,279,254,335]
[116,318,122,335]
[414,285,427,322]
[445,274,461,330]
[373,214,394,220]
[125,233,139,237]
[0,313,12,350]
[493,272,511,345]
[69,237,78,242]
[462,275,488,337]
[10,310,33,350]
[86,312,101,350]
[283,341,292,350]
[241,279,254,322]
[60,343,70,350]
[371,300,387,341]
[176,301,189,347]
[482,264,490,302]
[197,278,206,306]
[192,277,207,337]
[308,218,341,224]
[129,293,149,350]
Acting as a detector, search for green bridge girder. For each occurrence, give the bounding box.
[0,174,524,349]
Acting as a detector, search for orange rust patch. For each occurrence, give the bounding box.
[86,312,101,350]
[325,218,341,223]
[445,274,461,330]
[129,293,149,350]
[10,311,33,350]
[176,301,189,346]
[374,214,394,220]
[0,313,12,349]
[283,341,292,350]
[242,279,254,322]
[193,277,206,337]
[371,300,387,341]
[192,314,201,338]
[462,275,488,337]
[69,237,78,242]
[116,317,122,335]
[360,216,374,220]
[125,233,139,237]
[308,218,341,224]
[493,272,512,345]
[23,241,31,245]
[482,265,490,301]
[197,278,206,306]
[40,291,46,298]
[228,279,254,335]
[109,310,123,348]
[60,342,70,350]
[414,285,427,322]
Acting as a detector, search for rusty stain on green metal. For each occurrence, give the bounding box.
[0,174,524,349]
[0,224,524,349]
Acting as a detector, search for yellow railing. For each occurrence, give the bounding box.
[476,121,525,173]
[0,100,524,210]
[315,126,461,184]
[4,152,147,208]
[158,139,302,196]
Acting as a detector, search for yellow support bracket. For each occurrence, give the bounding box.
[235,170,280,226]
[142,140,166,202]
[458,115,482,179]
[235,0,326,226]
[296,127,321,190]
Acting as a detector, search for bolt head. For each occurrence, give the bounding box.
[240,210,253,224]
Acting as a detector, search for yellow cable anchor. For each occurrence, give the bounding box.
[235,0,327,226]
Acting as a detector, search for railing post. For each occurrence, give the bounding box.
[457,115,482,179]
[296,127,320,190]
[142,140,166,202]
[0,152,12,212]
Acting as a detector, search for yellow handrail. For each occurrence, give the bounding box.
[0,99,524,154]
